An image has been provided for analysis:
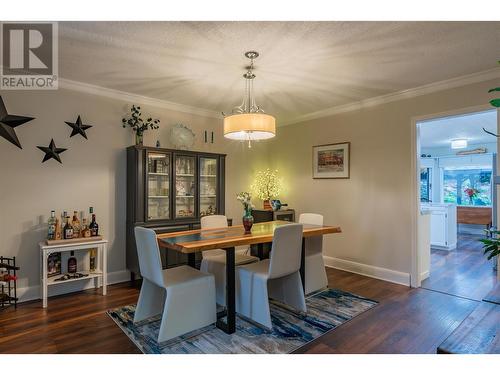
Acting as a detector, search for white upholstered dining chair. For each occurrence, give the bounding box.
[133,226,216,343]
[200,215,259,306]
[299,213,328,294]
[235,223,307,330]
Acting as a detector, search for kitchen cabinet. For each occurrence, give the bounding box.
[422,203,457,250]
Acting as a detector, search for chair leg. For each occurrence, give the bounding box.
[236,270,272,329]
[134,278,165,323]
[268,272,307,313]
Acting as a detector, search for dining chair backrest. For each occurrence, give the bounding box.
[201,215,228,230]
[299,213,323,226]
[299,213,324,256]
[201,215,228,258]
[134,226,165,288]
[268,223,304,279]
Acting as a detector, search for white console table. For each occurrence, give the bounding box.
[39,239,108,308]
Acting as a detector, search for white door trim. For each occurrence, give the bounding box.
[410,104,497,288]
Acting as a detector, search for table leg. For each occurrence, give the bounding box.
[216,247,236,334]
[257,243,264,260]
[187,253,196,268]
[300,237,305,292]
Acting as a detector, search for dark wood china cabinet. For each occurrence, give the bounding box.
[126,145,226,280]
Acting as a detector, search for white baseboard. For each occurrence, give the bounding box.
[420,271,430,281]
[323,256,410,286]
[16,269,131,303]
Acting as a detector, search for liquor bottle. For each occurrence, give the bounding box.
[63,216,74,240]
[55,217,62,240]
[68,251,77,273]
[89,210,99,237]
[81,218,91,238]
[72,211,81,238]
[47,210,56,240]
[89,249,97,272]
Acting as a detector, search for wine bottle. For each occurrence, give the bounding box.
[0,263,18,271]
[68,251,77,273]
[63,216,74,240]
[1,274,17,282]
[47,210,56,240]
[0,293,17,303]
[89,249,97,272]
[72,211,81,238]
[55,217,62,240]
[89,211,99,237]
[81,218,91,238]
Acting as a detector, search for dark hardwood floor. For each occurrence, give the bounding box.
[0,267,482,354]
[421,233,497,301]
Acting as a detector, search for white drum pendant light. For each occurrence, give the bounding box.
[223,51,276,148]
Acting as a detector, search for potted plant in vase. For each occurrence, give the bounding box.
[122,105,160,145]
[464,187,479,205]
[251,169,282,210]
[479,229,499,272]
[237,192,254,234]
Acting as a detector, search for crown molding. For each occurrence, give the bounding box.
[280,67,500,126]
[58,78,222,119]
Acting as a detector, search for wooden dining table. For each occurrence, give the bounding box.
[157,220,341,334]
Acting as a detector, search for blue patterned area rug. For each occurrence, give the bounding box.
[107,288,377,354]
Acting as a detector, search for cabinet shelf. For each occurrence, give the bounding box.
[148,172,169,176]
[176,173,194,177]
[200,175,217,177]
[176,195,194,198]
[200,195,217,198]
[47,270,103,286]
[149,196,169,198]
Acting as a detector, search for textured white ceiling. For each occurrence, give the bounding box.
[419,109,498,149]
[59,21,500,124]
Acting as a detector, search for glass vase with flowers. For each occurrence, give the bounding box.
[237,192,254,234]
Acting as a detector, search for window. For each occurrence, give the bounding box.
[443,168,492,206]
[420,167,432,202]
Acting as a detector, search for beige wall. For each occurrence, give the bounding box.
[268,78,499,280]
[0,88,269,299]
[1,77,498,297]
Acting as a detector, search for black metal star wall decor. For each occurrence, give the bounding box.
[37,139,67,164]
[65,115,93,139]
[0,96,35,149]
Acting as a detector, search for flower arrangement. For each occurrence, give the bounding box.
[251,169,282,209]
[237,192,254,217]
[237,192,255,234]
[464,187,479,204]
[122,105,160,145]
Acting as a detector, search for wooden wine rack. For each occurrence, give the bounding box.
[0,256,19,309]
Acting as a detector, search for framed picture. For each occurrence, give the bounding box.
[312,142,350,179]
[47,252,61,277]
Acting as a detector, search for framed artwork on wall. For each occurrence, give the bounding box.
[312,142,350,179]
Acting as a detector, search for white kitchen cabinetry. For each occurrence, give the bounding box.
[421,203,457,250]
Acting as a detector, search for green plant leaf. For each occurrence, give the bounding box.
[490,98,500,108]
[488,87,500,93]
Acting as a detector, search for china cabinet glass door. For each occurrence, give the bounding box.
[175,155,196,218]
[147,152,170,220]
[199,157,218,217]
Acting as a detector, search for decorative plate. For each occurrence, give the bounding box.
[170,123,195,150]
